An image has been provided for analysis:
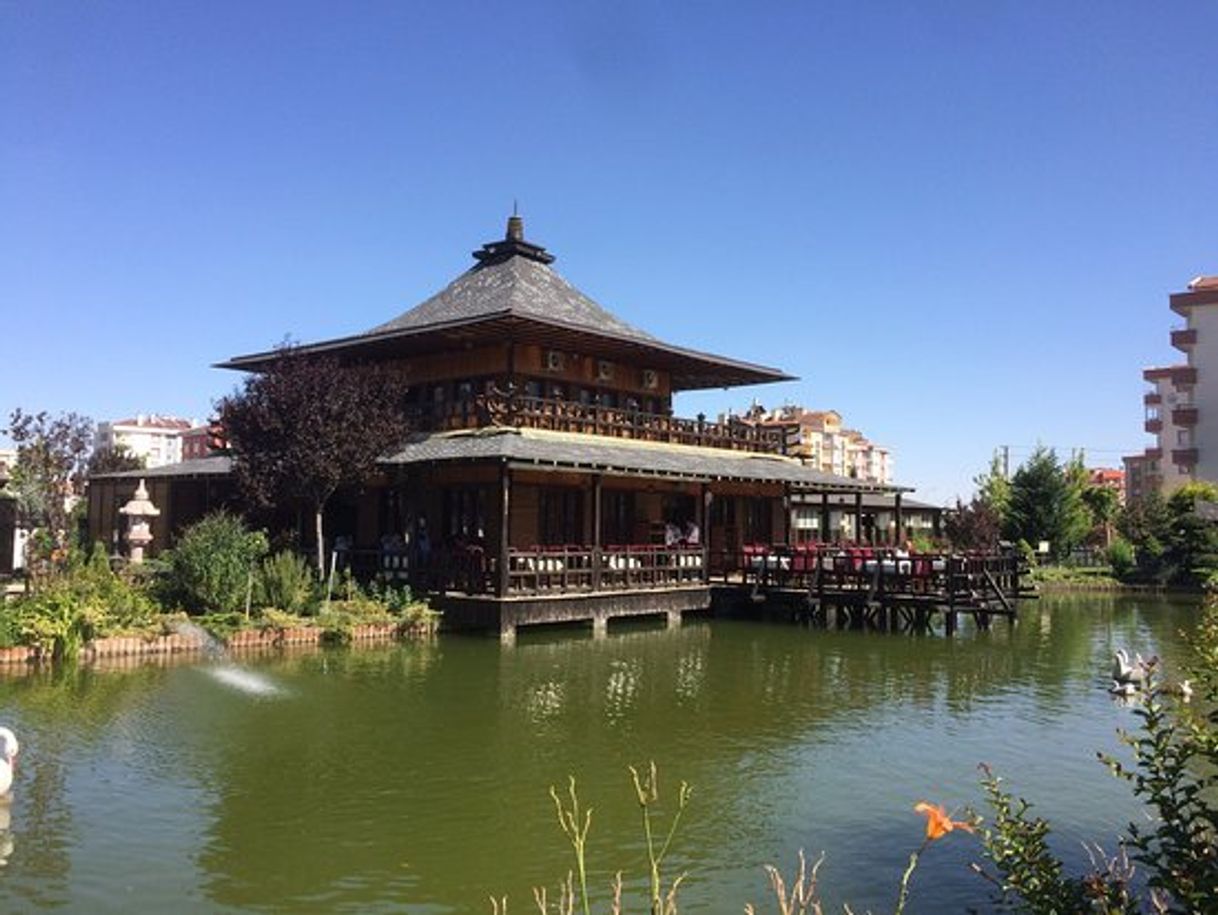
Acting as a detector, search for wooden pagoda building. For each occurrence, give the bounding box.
[91,216,935,637]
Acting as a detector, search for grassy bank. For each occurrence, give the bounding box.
[1030,563,1197,595]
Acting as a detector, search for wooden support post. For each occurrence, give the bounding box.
[592,474,603,591]
[853,491,863,545]
[782,484,791,546]
[498,462,511,597]
[820,491,830,544]
[701,484,711,583]
[893,492,903,547]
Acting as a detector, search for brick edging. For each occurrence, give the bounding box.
[0,621,426,667]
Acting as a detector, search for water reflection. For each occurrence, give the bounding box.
[0,594,1201,914]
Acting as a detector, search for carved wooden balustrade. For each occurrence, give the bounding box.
[411,392,789,454]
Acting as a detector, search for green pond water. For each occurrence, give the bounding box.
[0,594,1202,913]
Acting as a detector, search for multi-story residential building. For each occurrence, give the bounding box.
[95,415,196,469]
[1123,454,1152,505]
[1134,275,1218,497]
[179,424,228,461]
[735,405,893,485]
[1088,467,1125,505]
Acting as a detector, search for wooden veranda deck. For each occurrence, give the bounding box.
[339,541,1031,637]
[711,544,1033,632]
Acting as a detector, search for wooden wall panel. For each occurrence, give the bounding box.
[511,484,540,547]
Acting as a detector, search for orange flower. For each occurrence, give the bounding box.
[914,802,974,841]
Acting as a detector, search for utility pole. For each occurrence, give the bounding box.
[1002,445,1010,479]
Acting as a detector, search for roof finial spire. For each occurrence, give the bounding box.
[473,210,554,266]
[506,207,524,242]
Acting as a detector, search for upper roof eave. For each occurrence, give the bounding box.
[216,312,796,389]
[379,428,902,493]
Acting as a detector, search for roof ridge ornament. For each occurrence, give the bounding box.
[472,213,556,267]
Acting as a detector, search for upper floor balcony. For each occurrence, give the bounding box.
[1172,405,1199,426]
[412,391,791,454]
[1172,447,1199,467]
[1143,391,1162,406]
[1145,417,1163,434]
[1171,327,1197,352]
[1144,365,1197,387]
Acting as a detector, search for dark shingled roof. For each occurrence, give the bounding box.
[90,456,233,480]
[89,433,906,494]
[217,217,795,391]
[365,250,660,345]
[382,428,905,493]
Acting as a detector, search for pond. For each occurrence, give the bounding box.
[0,593,1200,913]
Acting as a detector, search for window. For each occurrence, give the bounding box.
[442,487,487,543]
[601,491,635,545]
[539,488,584,545]
[743,497,771,544]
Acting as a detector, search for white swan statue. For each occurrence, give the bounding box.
[1112,649,1149,686]
[0,728,18,797]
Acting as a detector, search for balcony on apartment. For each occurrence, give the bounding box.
[1171,327,1197,352]
[1143,365,1198,386]
[1172,447,1199,467]
[1143,391,1162,406]
[1172,405,1199,426]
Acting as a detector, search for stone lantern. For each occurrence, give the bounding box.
[119,479,160,565]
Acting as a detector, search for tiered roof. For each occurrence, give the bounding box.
[219,216,794,391]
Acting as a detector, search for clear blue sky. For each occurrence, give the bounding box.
[2,1,1215,503]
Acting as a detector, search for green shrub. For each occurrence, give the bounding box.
[256,550,316,615]
[1106,538,1136,580]
[161,512,268,614]
[1016,539,1037,568]
[2,543,159,658]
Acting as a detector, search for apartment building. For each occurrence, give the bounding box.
[1088,467,1125,505]
[736,405,893,485]
[95,415,196,469]
[1130,275,1218,498]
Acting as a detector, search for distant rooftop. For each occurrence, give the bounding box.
[106,415,194,431]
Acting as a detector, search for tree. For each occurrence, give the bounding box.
[1080,483,1120,547]
[1163,481,1218,586]
[86,444,145,477]
[1003,446,1089,561]
[944,497,1002,551]
[973,452,1011,521]
[5,409,94,544]
[1118,489,1172,581]
[217,350,412,577]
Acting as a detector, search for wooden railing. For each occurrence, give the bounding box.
[507,544,706,596]
[411,393,790,454]
[711,544,1025,609]
[338,543,707,596]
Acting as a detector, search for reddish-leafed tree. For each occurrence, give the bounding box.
[6,409,94,540]
[218,351,411,576]
[944,497,1002,551]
